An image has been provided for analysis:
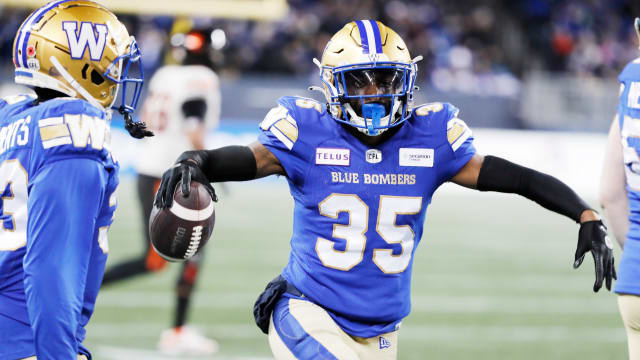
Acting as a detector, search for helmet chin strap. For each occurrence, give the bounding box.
[50,55,104,111]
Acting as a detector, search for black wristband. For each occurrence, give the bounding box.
[477,155,591,223]
[199,145,257,182]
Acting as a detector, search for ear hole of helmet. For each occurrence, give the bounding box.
[91,69,105,85]
[78,64,105,86]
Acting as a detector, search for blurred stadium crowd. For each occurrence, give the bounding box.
[0,0,637,100]
[118,0,636,98]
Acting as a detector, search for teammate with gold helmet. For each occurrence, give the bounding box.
[154,20,613,359]
[0,1,145,358]
[13,0,151,138]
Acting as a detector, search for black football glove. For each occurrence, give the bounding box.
[154,150,217,208]
[573,220,616,292]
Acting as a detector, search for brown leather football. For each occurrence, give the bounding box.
[149,181,215,262]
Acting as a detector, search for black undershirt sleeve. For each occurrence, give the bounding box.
[200,145,257,182]
[476,155,591,223]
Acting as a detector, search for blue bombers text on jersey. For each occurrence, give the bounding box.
[259,96,475,337]
[0,95,118,359]
[615,57,640,295]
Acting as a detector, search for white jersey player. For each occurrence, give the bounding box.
[138,64,220,177]
[101,45,221,355]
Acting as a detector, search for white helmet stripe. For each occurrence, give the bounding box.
[361,20,378,56]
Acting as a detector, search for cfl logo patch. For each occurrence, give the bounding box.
[379,336,391,349]
[365,149,382,164]
[62,21,108,61]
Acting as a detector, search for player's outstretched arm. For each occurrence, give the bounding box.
[599,117,629,248]
[155,141,284,208]
[451,153,616,292]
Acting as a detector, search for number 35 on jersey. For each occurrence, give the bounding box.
[317,193,422,274]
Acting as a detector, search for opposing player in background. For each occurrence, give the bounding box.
[156,21,615,359]
[0,1,150,359]
[101,22,220,356]
[600,17,640,360]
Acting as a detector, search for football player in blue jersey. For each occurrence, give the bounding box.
[156,20,615,359]
[600,17,640,360]
[0,1,150,359]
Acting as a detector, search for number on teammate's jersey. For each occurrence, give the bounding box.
[0,159,28,250]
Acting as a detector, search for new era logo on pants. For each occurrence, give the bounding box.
[379,336,391,349]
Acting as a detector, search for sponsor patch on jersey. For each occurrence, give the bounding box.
[316,148,350,166]
[365,149,382,164]
[399,148,433,167]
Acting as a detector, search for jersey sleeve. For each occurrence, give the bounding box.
[31,98,115,178]
[35,99,111,157]
[23,157,108,359]
[439,103,477,181]
[257,97,311,185]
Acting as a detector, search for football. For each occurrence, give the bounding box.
[149,181,215,262]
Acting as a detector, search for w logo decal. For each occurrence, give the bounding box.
[62,21,108,61]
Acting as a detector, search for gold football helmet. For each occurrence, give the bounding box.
[13,0,143,114]
[312,20,422,136]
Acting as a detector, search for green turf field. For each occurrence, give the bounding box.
[85,177,626,360]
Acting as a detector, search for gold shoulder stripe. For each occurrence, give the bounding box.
[447,122,465,145]
[415,102,444,117]
[40,123,70,141]
[295,98,322,113]
[260,105,288,130]
[273,118,298,143]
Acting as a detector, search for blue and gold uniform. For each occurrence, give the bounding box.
[616,58,640,295]
[0,95,118,359]
[259,96,474,339]
[0,1,144,358]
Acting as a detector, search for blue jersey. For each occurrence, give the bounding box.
[259,96,475,337]
[616,58,640,295]
[0,95,118,359]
